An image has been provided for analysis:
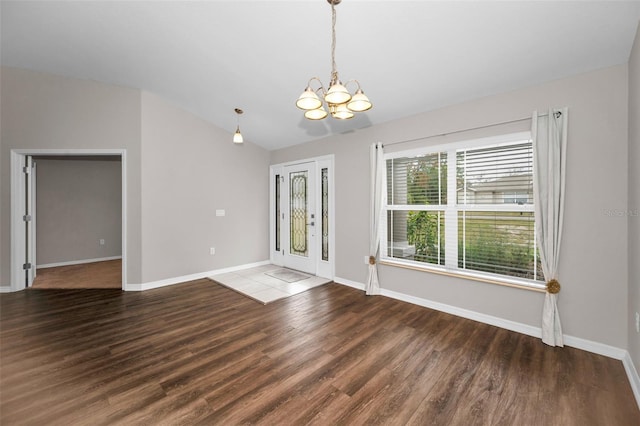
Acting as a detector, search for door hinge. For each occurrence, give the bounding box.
[23,215,32,222]
[22,166,31,174]
[23,263,32,270]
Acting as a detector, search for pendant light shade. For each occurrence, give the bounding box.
[346,88,372,112]
[296,87,322,111]
[304,106,329,120]
[330,102,354,120]
[233,126,243,144]
[295,0,372,120]
[325,80,351,105]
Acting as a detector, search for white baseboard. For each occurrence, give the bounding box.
[37,256,122,269]
[562,334,627,360]
[333,276,639,408]
[623,352,640,410]
[333,276,365,291]
[125,260,271,291]
[383,287,543,340]
[0,286,13,293]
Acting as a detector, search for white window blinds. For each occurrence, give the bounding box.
[383,133,542,283]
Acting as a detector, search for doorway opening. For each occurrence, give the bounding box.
[269,155,334,280]
[10,149,127,291]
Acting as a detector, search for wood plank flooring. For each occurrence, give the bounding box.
[32,259,122,289]
[1,280,638,425]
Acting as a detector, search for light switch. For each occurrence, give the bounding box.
[216,209,225,217]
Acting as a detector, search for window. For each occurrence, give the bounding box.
[383,132,542,283]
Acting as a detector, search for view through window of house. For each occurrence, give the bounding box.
[384,133,543,282]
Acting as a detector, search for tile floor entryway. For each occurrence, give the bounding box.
[209,264,331,304]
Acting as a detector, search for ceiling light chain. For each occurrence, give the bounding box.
[296,0,372,120]
[330,0,338,82]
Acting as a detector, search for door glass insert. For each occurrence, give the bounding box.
[290,171,308,256]
[321,168,329,261]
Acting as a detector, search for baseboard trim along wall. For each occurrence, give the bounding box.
[0,286,12,293]
[124,260,271,291]
[623,351,640,410]
[37,256,123,269]
[333,275,640,409]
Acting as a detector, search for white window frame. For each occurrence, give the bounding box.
[381,131,545,291]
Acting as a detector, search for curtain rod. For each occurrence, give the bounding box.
[382,111,560,148]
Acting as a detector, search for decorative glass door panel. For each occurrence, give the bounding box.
[290,171,308,256]
[283,163,316,274]
[321,167,329,261]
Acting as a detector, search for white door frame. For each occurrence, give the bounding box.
[270,155,335,280]
[25,155,36,287]
[10,149,127,291]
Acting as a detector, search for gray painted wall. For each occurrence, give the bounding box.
[628,24,640,374]
[35,157,122,265]
[1,67,271,287]
[1,67,143,285]
[271,64,630,350]
[139,92,270,283]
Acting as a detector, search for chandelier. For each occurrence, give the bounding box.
[295,0,372,120]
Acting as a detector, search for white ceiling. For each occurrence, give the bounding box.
[2,1,639,151]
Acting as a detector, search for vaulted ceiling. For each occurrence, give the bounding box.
[2,1,639,150]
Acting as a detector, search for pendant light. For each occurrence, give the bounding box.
[295,0,372,120]
[233,108,243,144]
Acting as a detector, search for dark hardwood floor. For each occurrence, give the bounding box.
[1,280,638,425]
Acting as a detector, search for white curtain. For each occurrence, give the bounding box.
[365,142,384,295]
[532,107,568,347]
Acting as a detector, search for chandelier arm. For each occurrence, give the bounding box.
[343,79,362,91]
[307,77,327,94]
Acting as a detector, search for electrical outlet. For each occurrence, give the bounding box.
[635,312,639,334]
[210,247,216,255]
[99,239,105,246]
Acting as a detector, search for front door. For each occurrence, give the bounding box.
[282,162,316,274]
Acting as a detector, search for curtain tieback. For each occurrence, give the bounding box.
[369,256,377,265]
[546,279,561,294]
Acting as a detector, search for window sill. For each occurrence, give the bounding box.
[378,258,546,293]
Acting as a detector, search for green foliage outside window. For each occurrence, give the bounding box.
[402,155,541,280]
[458,213,540,280]
[405,155,446,265]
